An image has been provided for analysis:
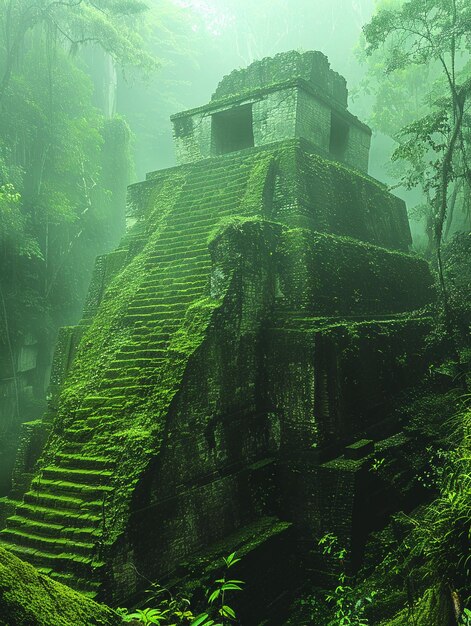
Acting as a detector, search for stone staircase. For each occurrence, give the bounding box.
[0,150,267,596]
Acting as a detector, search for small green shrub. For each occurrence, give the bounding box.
[319,534,376,626]
[118,552,243,626]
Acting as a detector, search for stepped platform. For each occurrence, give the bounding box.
[0,133,434,604]
[0,146,269,595]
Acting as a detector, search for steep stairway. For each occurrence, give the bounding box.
[0,150,267,596]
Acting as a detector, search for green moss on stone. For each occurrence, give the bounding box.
[0,546,118,626]
[3,131,435,603]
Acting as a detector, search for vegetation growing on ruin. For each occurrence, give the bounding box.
[0,546,117,626]
[0,1,470,625]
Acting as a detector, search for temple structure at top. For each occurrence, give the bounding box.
[171,51,371,172]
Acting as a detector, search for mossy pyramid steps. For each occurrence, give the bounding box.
[0,139,425,603]
[0,148,270,597]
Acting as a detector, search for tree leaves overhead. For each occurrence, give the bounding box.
[362,0,471,350]
[57,1,156,71]
[0,0,157,104]
[362,0,471,252]
[364,0,471,72]
[0,0,140,351]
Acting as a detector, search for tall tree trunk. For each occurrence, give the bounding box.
[0,283,20,423]
[435,92,465,354]
[444,180,461,241]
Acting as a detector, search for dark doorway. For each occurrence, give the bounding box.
[329,112,349,161]
[212,104,255,156]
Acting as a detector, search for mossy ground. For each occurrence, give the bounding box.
[0,546,118,626]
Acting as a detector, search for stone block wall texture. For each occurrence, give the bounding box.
[253,88,298,147]
[345,123,371,173]
[172,51,370,172]
[295,88,331,153]
[267,316,433,455]
[211,50,348,107]
[173,111,213,165]
[0,51,435,613]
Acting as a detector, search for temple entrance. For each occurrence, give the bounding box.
[329,111,349,161]
[212,104,255,155]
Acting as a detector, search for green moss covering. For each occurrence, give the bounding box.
[0,546,118,626]
[207,215,278,247]
[279,227,431,315]
[1,135,435,605]
[239,153,276,215]
[293,145,411,249]
[211,51,346,103]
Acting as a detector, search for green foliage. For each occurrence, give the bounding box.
[118,595,196,625]
[409,407,471,595]
[0,183,42,261]
[362,0,471,250]
[0,0,155,100]
[378,585,456,626]
[363,0,471,363]
[364,0,471,71]
[443,233,471,340]
[0,47,128,329]
[0,0,136,439]
[353,375,471,626]
[203,551,243,624]
[318,534,376,626]
[370,456,386,473]
[118,553,243,626]
[120,607,172,624]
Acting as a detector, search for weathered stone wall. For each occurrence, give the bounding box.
[272,141,411,250]
[295,88,371,172]
[172,87,299,165]
[344,122,371,173]
[47,326,83,409]
[172,51,371,173]
[172,87,370,173]
[295,88,331,154]
[110,220,280,596]
[212,50,348,108]
[267,317,433,455]
[173,111,213,165]
[104,211,432,600]
[0,117,435,612]
[252,88,298,147]
[277,229,432,315]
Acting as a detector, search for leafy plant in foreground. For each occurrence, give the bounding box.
[119,607,168,625]
[118,552,244,626]
[319,533,376,626]
[118,592,194,625]
[190,552,244,626]
[409,412,471,607]
[460,607,471,625]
